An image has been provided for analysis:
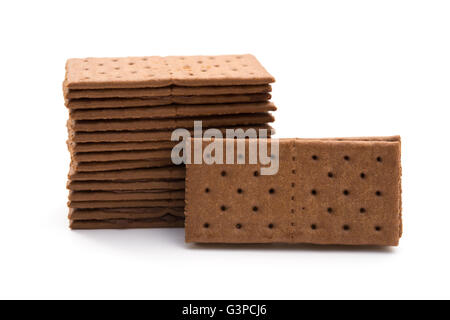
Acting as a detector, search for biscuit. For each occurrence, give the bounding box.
[71,159,173,172]
[68,199,185,209]
[69,217,185,229]
[68,190,184,202]
[68,140,177,153]
[65,55,274,90]
[69,102,276,120]
[67,179,185,191]
[66,94,270,109]
[65,84,271,99]
[69,207,185,220]
[68,166,184,181]
[72,149,173,162]
[70,113,275,132]
[185,137,402,246]
[69,124,274,143]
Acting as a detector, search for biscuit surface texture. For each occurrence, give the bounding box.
[185,137,402,246]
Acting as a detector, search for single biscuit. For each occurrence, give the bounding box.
[69,217,184,229]
[67,179,185,191]
[71,159,174,172]
[68,166,184,181]
[70,113,275,132]
[66,94,270,109]
[69,207,184,220]
[69,102,276,120]
[65,56,172,89]
[68,199,185,209]
[185,137,402,246]
[68,140,177,153]
[65,55,274,89]
[69,124,274,143]
[72,149,173,162]
[68,190,184,202]
[166,55,275,86]
[65,84,271,99]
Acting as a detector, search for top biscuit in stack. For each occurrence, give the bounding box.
[64,54,276,229]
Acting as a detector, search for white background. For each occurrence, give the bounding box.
[0,0,449,300]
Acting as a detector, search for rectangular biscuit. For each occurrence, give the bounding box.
[68,190,184,202]
[185,137,402,246]
[71,159,174,172]
[67,179,185,191]
[66,93,270,109]
[68,140,177,153]
[69,217,184,229]
[69,102,276,120]
[64,84,271,99]
[65,55,274,90]
[72,149,173,162]
[68,166,184,181]
[69,124,274,143]
[68,199,185,209]
[70,113,275,132]
[69,207,184,220]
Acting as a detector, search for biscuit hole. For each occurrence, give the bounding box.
[327,207,333,214]
[201,69,207,72]
[116,76,121,79]
[221,171,227,177]
[237,188,243,194]
[226,60,231,63]
[242,64,248,67]
[148,74,154,77]
[114,67,120,70]
[312,155,318,160]
[328,172,334,178]
[377,157,383,162]
[311,189,317,196]
[84,77,90,80]
[291,182,295,188]
[292,169,296,174]
[291,196,295,200]
[292,156,296,161]
[131,71,137,74]
[360,208,366,214]
[375,226,382,231]
[268,223,274,229]
[291,209,295,214]
[269,188,275,194]
[360,172,366,179]
[214,64,220,67]
[343,225,350,231]
[128,62,134,66]
[209,57,215,60]
[98,63,103,66]
[112,59,118,62]
[236,223,242,229]
[344,155,350,161]
[203,223,210,228]
[205,188,210,193]
[343,190,349,196]
[142,58,148,61]
[311,224,317,230]
[145,66,151,69]
[232,68,238,71]
[99,72,105,75]
[84,68,89,71]
[189,73,194,76]
[376,191,382,196]
[253,171,259,177]
[252,206,259,212]
[197,60,203,64]
[250,72,255,75]
[220,205,227,211]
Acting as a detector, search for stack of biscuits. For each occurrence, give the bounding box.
[64,54,276,229]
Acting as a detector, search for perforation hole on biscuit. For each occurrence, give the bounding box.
[327,207,333,214]
[237,188,243,194]
[203,223,210,228]
[252,206,259,212]
[343,189,350,196]
[269,188,275,194]
[268,223,274,229]
[377,156,383,162]
[205,187,210,193]
[360,172,366,179]
[220,205,227,211]
[375,226,382,231]
[311,224,317,230]
[344,155,350,161]
[253,171,259,177]
[328,172,334,178]
[235,224,242,229]
[312,155,319,160]
[311,189,317,196]
[360,208,366,214]
[376,191,382,196]
[221,170,227,177]
[343,225,350,231]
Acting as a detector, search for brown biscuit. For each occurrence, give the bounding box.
[68,140,177,153]
[69,216,184,229]
[67,179,185,191]
[69,124,274,143]
[72,149,173,162]
[68,166,184,181]
[65,84,271,99]
[65,55,274,90]
[66,93,270,109]
[69,190,184,202]
[71,159,173,172]
[65,56,172,89]
[185,137,402,246]
[70,113,275,132]
[166,55,275,86]
[69,207,184,220]
[69,102,276,120]
[68,199,185,209]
